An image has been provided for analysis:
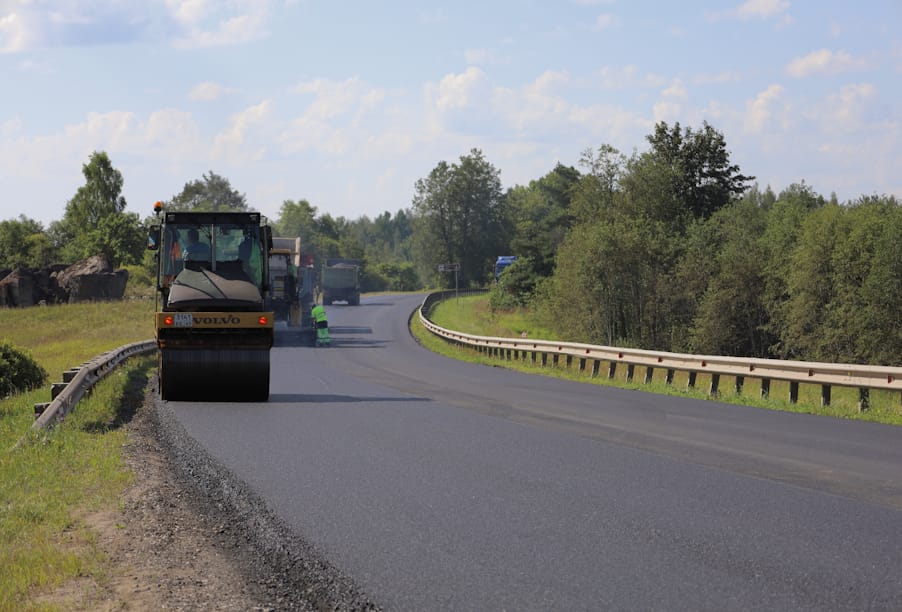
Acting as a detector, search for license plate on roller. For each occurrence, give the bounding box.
[174,313,193,327]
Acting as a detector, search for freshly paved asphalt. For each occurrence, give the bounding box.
[167,294,902,611]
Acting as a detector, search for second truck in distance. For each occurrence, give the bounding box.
[321,258,360,305]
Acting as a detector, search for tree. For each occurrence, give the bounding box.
[53,151,142,266]
[760,182,827,357]
[646,121,754,220]
[0,216,54,269]
[508,163,581,280]
[166,171,248,212]
[411,149,506,286]
[78,212,146,268]
[571,145,624,223]
[781,203,847,361]
[682,200,773,357]
[274,199,318,246]
[62,151,127,227]
[780,196,902,365]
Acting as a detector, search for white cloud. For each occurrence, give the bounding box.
[0,7,34,53]
[652,101,681,124]
[744,84,787,133]
[733,0,790,19]
[189,81,236,101]
[596,65,667,90]
[708,0,792,23]
[0,0,272,52]
[0,109,206,188]
[491,70,648,143]
[809,83,877,132]
[164,0,206,24]
[785,49,869,78]
[143,109,204,156]
[293,77,383,122]
[592,13,621,31]
[650,80,689,127]
[1,117,23,138]
[430,67,490,112]
[166,0,271,48]
[213,100,271,161]
[662,80,688,99]
[283,78,393,157]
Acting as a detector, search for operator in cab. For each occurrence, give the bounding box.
[183,228,211,262]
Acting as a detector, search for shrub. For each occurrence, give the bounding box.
[489,257,536,312]
[0,341,47,397]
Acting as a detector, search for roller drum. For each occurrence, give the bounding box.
[159,347,270,401]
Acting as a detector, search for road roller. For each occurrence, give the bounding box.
[147,203,274,401]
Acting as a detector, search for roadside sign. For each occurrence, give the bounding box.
[438,263,461,301]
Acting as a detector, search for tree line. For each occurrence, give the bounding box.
[1,123,899,365]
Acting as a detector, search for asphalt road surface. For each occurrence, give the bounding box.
[166,294,902,611]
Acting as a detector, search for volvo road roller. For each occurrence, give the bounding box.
[147,202,274,401]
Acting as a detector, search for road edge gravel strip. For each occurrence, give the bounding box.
[147,380,379,611]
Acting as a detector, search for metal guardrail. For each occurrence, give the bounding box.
[32,339,157,430]
[419,291,902,410]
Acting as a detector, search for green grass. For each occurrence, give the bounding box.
[430,293,556,339]
[0,298,156,611]
[417,294,902,426]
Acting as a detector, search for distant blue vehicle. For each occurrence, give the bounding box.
[494,255,518,282]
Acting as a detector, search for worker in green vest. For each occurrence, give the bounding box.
[312,303,330,346]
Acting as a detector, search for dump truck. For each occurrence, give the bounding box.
[147,203,274,401]
[267,237,315,328]
[321,258,360,305]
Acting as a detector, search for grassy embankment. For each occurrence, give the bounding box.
[412,293,902,425]
[0,299,156,611]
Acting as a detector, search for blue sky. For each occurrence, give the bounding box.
[1,0,900,227]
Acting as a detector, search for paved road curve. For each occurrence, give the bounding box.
[167,294,902,611]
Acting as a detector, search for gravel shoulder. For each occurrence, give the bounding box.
[40,381,378,611]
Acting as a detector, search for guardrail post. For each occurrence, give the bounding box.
[552,354,559,367]
[665,369,674,385]
[626,364,635,382]
[858,388,870,412]
[735,376,744,395]
[761,378,771,399]
[566,355,572,368]
[51,382,67,399]
[687,371,697,389]
[709,374,720,396]
[592,360,600,378]
[579,358,586,373]
[541,353,548,367]
[821,385,831,407]
[789,382,799,404]
[607,362,616,380]
[644,366,653,384]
